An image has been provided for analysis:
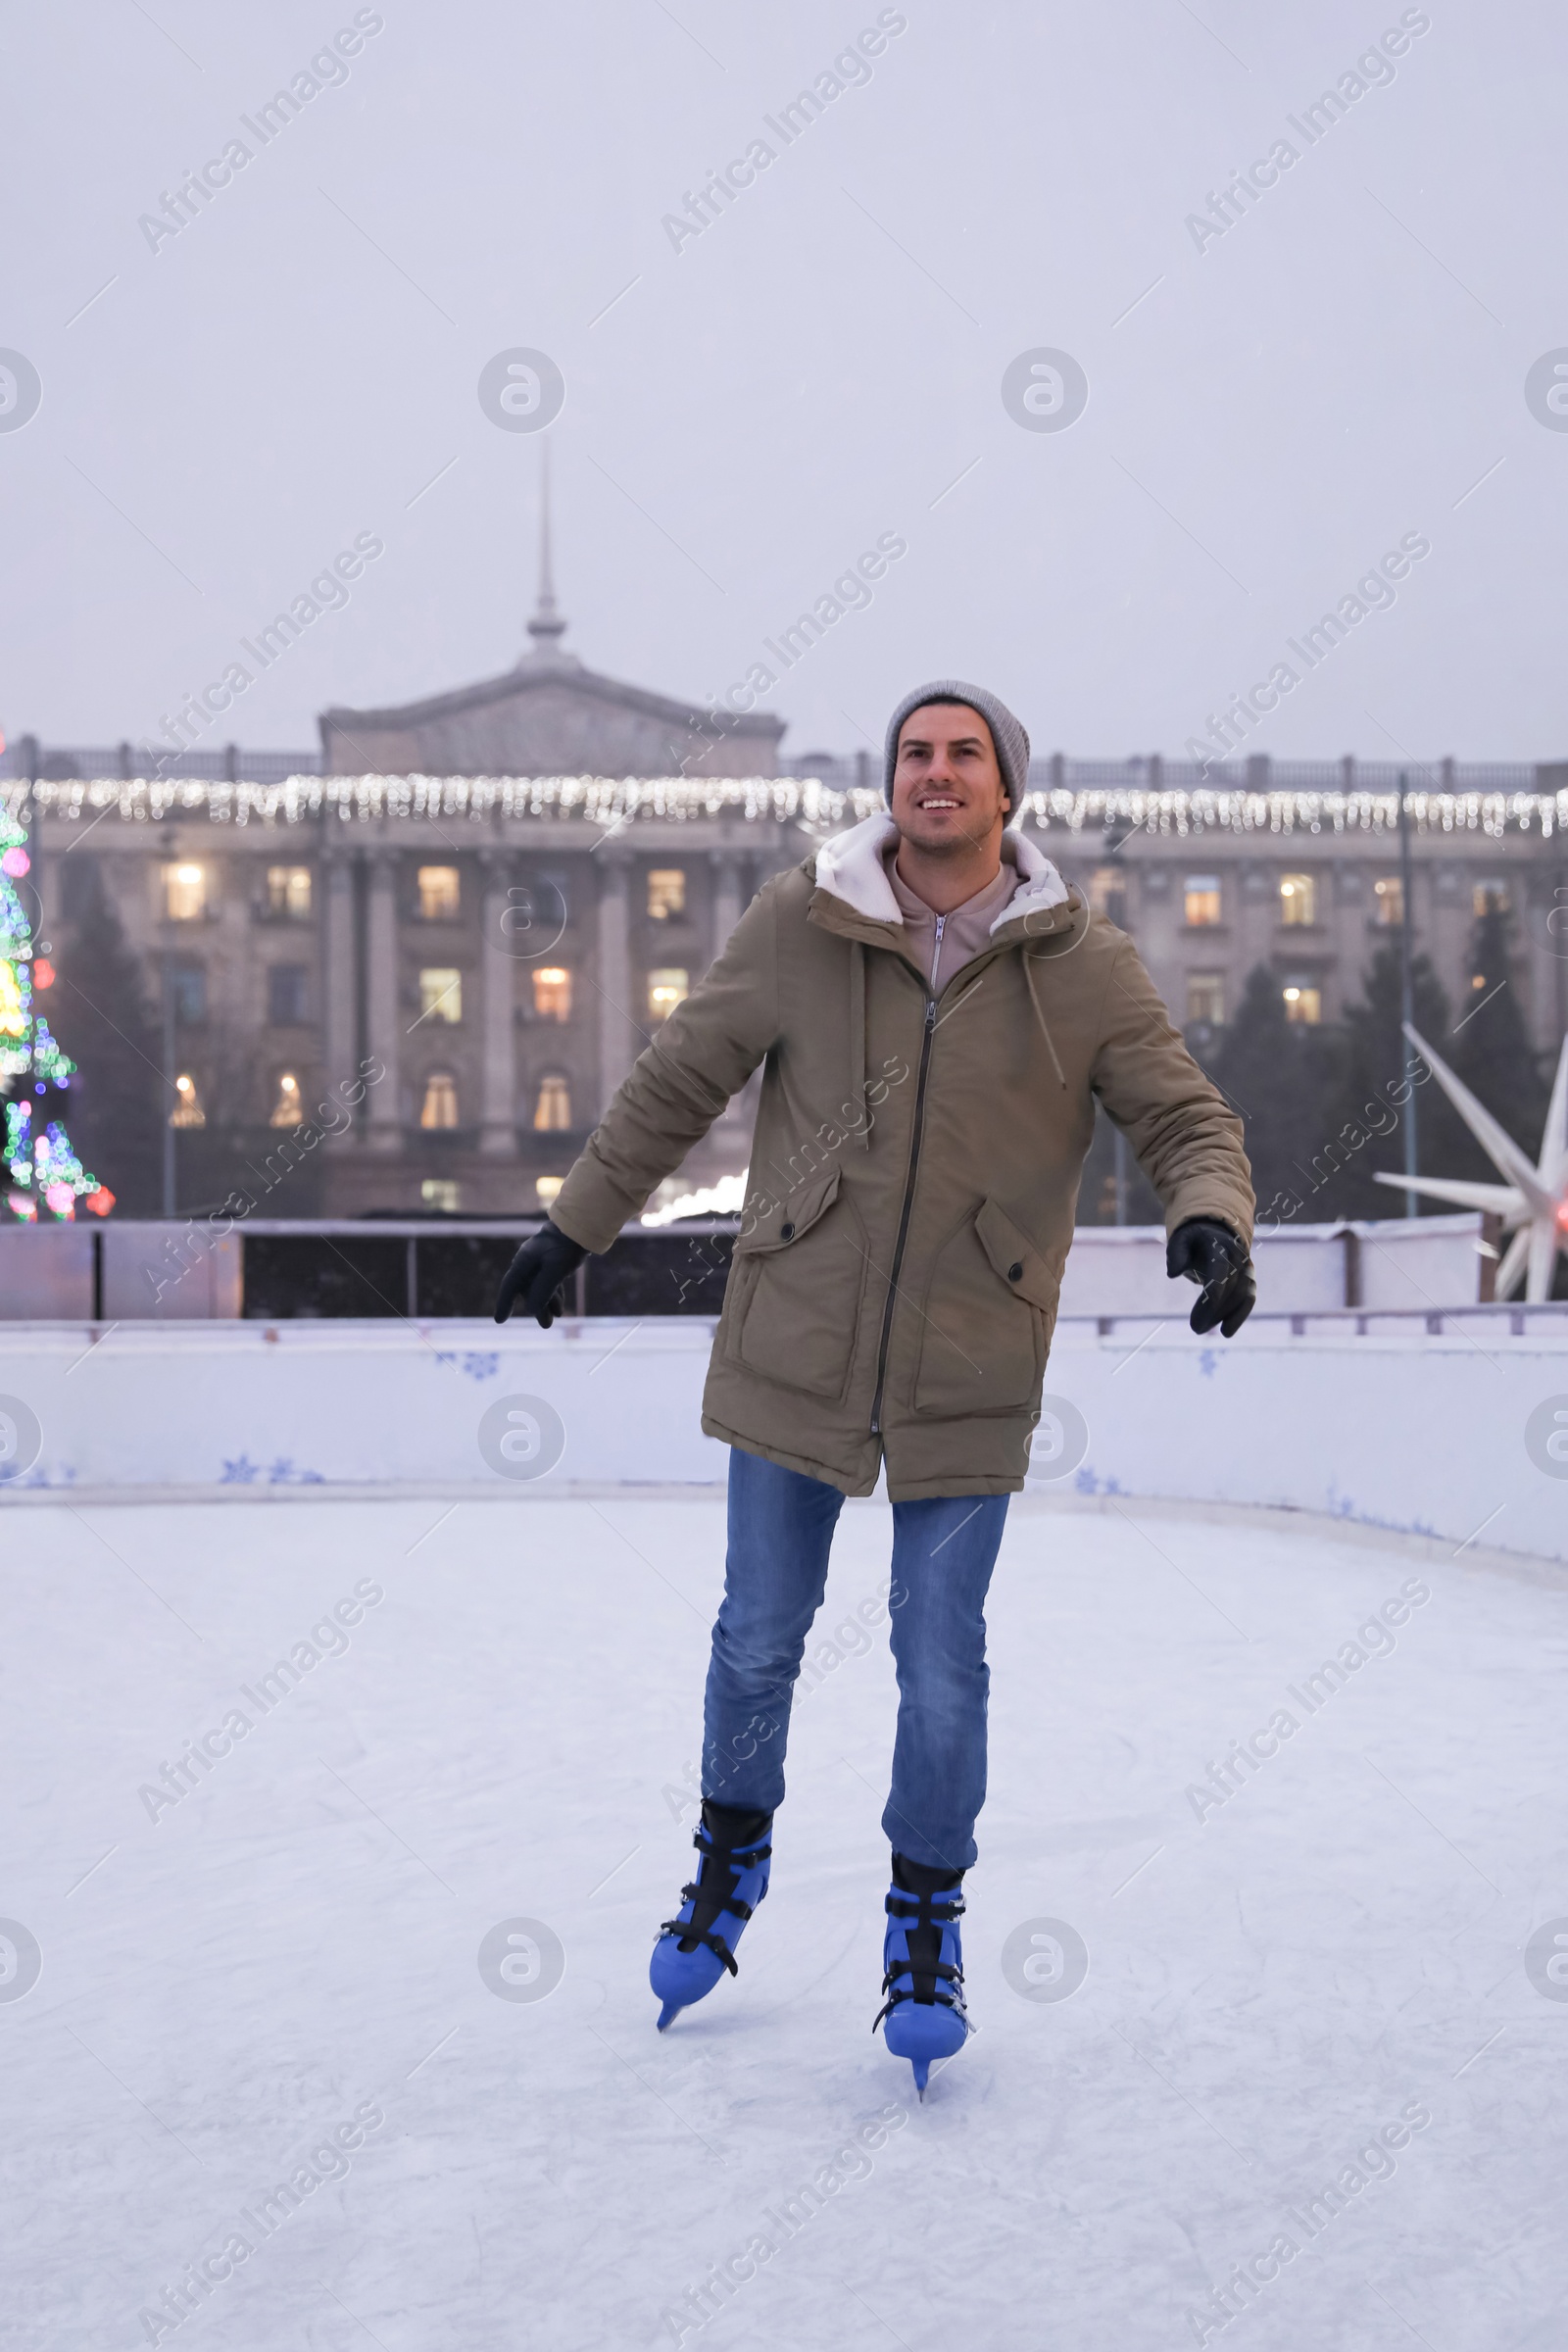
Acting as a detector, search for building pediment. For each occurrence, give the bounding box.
[319,456,783,780]
[319,651,781,780]
[319,649,785,757]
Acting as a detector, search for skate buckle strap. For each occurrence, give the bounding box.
[659,1920,742,1976]
[694,1825,771,1864]
[676,1881,756,1926]
[885,1890,964,1925]
[872,1965,965,2034]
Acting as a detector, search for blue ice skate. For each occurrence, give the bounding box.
[651,1801,772,2031]
[874,1859,969,2099]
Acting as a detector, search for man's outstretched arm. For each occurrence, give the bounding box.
[496,882,781,1324]
[1089,939,1257,1335]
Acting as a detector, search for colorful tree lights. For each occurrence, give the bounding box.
[1,800,112,1220]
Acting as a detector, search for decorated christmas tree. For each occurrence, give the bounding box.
[0,797,114,1221]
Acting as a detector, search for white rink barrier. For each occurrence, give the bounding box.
[0,1310,1564,1564]
[1059,1212,1484,1315]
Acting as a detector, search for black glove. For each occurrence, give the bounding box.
[1167,1217,1255,1338]
[493,1221,588,1327]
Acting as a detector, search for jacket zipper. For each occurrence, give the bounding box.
[869,987,938,1437]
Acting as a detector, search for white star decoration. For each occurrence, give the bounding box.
[1375,1021,1568,1301]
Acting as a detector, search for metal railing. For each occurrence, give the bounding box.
[3,1217,1564,1327]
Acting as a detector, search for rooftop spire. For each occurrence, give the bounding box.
[526,438,567,654]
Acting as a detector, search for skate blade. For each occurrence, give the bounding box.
[910,2058,930,2099]
[656,2000,684,2032]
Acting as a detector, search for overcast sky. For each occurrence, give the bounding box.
[5,1,1565,768]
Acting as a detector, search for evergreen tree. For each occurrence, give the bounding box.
[2,808,107,1220]
[1310,941,1468,1222]
[1204,965,1345,1233]
[52,858,166,1214]
[1446,904,1551,1164]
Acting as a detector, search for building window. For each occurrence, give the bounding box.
[170,1071,206,1126]
[1184,874,1221,927]
[417,865,461,920]
[421,1178,461,1212]
[1373,876,1403,926]
[647,868,686,922]
[1282,982,1322,1025]
[163,862,207,921]
[418,967,463,1024]
[535,1175,564,1208]
[533,1072,572,1131]
[532,965,571,1020]
[270,1072,304,1128]
[1473,878,1510,916]
[267,963,309,1025]
[267,864,312,917]
[1187,972,1225,1025]
[419,1071,460,1129]
[648,967,689,1021]
[167,961,207,1024]
[1279,873,1316,926]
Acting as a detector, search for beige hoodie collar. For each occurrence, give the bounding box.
[811,808,1070,936]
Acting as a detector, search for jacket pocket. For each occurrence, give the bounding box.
[723,1163,868,1401]
[912,1198,1057,1418]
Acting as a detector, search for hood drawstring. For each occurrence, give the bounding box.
[1023,954,1068,1090]
[850,940,869,1148]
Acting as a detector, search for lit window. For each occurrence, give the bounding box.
[418,865,461,920]
[1373,876,1403,926]
[1282,983,1322,1025]
[267,864,312,917]
[532,965,571,1020]
[419,1071,459,1129]
[1187,972,1225,1025]
[647,868,686,921]
[1184,874,1221,926]
[1473,878,1510,917]
[164,862,207,921]
[270,1072,304,1128]
[648,967,689,1021]
[1279,873,1316,926]
[533,1073,572,1131]
[418,968,463,1024]
[421,1178,461,1211]
[170,1071,206,1127]
[535,1176,564,1207]
[267,963,309,1025]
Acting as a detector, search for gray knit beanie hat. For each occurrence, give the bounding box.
[883,680,1030,815]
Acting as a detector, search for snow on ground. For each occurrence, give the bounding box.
[2,1490,1566,2351]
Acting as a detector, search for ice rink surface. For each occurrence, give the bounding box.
[3,1489,1566,2351]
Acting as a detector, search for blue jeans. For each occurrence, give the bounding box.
[701,1448,1009,1873]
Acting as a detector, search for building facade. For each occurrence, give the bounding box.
[17,761,1567,1219]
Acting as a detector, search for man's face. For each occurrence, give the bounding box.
[890,703,1008,856]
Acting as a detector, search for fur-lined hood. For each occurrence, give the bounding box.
[809,809,1071,939]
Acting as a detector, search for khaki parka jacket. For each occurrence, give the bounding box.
[550,813,1254,1500]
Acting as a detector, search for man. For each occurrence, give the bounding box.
[496,681,1255,2095]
